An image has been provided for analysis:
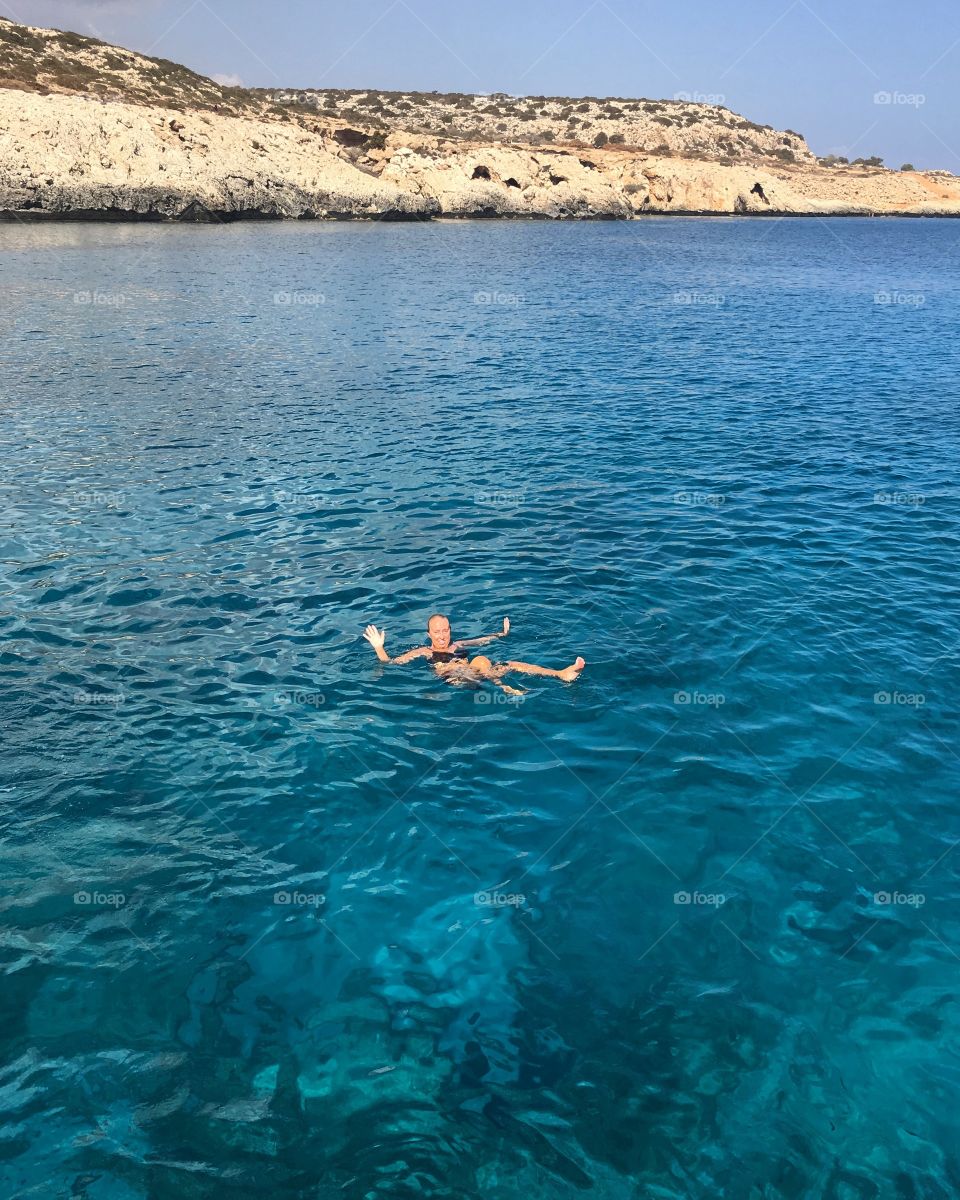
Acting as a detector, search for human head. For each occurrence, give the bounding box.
[427,613,451,650]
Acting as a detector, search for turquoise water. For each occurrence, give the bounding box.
[1,218,959,1199]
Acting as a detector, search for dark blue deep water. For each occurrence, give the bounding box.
[1,218,959,1199]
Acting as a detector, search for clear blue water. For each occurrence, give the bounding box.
[1,218,959,1199]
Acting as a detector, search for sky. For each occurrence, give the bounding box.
[5,0,960,170]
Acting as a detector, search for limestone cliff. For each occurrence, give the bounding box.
[2,17,959,221]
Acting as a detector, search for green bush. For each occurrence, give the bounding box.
[900,162,916,172]
[593,131,608,147]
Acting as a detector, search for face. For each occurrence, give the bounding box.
[427,616,452,650]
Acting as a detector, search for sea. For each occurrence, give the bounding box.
[1,217,959,1199]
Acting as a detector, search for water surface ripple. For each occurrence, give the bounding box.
[1,220,959,1199]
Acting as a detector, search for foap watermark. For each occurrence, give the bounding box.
[874,690,925,708]
[73,691,125,707]
[74,290,129,307]
[674,890,726,907]
[274,890,325,907]
[273,690,326,709]
[474,889,525,908]
[874,290,925,307]
[874,491,924,506]
[674,690,725,708]
[475,489,525,507]
[70,490,124,509]
[272,489,335,507]
[874,90,925,108]
[674,90,726,105]
[874,890,925,907]
[475,690,525,707]
[671,290,725,307]
[74,889,126,908]
[473,290,524,307]
[674,490,725,507]
[274,290,325,306]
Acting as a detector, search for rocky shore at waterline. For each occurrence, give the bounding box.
[3,17,960,222]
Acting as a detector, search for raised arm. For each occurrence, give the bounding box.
[453,617,510,649]
[363,625,431,665]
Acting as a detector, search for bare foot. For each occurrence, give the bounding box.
[558,656,586,683]
[500,684,527,697]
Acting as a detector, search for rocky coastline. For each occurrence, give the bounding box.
[2,18,959,222]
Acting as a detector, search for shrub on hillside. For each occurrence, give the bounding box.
[593,131,608,147]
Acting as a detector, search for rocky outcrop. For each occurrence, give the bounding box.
[0,91,435,220]
[4,88,960,222]
[2,17,960,221]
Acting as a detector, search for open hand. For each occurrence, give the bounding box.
[502,617,510,636]
[363,624,386,651]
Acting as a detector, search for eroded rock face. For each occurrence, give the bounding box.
[2,89,960,221]
[0,91,435,220]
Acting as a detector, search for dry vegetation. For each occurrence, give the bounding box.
[0,17,815,168]
[264,87,815,164]
[0,17,287,121]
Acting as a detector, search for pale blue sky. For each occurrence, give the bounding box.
[7,0,960,169]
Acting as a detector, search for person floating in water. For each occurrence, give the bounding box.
[363,614,585,695]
